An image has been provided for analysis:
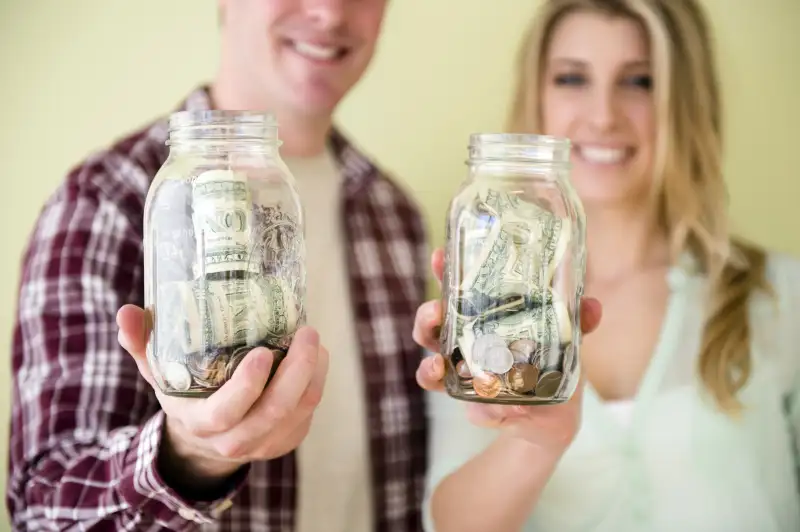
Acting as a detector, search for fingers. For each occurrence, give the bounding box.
[412,299,442,353]
[116,304,157,386]
[579,297,602,334]
[116,304,149,356]
[187,347,275,437]
[219,327,322,450]
[416,353,446,392]
[296,344,329,413]
[430,248,444,289]
[244,344,329,461]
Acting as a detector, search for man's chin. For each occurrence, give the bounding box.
[282,84,345,117]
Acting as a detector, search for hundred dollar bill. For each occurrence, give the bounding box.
[192,169,257,276]
[159,275,300,354]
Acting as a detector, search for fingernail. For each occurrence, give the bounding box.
[251,348,273,373]
[298,327,320,346]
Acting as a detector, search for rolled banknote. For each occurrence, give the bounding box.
[157,275,300,355]
[192,169,258,276]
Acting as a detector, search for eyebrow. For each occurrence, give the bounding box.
[549,58,651,69]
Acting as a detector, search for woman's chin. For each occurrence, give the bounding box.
[574,189,646,212]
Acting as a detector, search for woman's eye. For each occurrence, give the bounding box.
[553,73,586,86]
[625,74,653,90]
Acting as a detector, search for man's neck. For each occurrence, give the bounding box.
[208,77,333,158]
[584,200,670,285]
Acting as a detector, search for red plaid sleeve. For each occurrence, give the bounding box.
[6,159,244,530]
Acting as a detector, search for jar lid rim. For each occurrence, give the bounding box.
[169,110,278,129]
[469,132,571,148]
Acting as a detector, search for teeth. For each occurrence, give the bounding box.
[580,146,626,164]
[293,41,340,60]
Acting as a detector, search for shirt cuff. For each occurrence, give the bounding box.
[117,410,250,528]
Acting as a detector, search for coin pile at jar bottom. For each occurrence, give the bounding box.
[445,339,573,402]
[158,341,286,397]
[149,169,304,397]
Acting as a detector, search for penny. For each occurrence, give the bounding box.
[535,370,563,398]
[472,372,501,398]
[505,363,539,394]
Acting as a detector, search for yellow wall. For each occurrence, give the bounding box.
[0,0,797,528]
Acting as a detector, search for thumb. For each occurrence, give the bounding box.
[116,304,156,386]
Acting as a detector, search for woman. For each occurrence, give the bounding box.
[413,0,800,531]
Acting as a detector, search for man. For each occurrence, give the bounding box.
[6,1,429,531]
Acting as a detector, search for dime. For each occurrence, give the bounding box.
[535,370,563,398]
[505,363,539,394]
[472,372,501,398]
[472,333,514,374]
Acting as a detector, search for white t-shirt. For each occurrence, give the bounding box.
[286,148,373,532]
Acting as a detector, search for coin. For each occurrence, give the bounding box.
[163,361,192,392]
[509,339,536,364]
[483,345,515,374]
[472,372,501,398]
[505,363,539,394]
[187,354,228,388]
[535,370,563,398]
[225,346,251,380]
[472,334,514,374]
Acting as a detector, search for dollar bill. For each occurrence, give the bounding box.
[158,275,300,355]
[459,222,515,295]
[192,169,257,276]
[443,183,579,402]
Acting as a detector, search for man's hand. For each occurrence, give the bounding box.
[412,248,602,455]
[117,306,329,485]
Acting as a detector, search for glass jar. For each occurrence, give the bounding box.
[439,133,586,405]
[143,110,306,397]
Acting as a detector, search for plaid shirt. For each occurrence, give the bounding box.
[7,87,429,531]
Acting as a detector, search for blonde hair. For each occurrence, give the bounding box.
[508,0,770,413]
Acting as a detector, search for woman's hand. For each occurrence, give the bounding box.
[412,248,602,455]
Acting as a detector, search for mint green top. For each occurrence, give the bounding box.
[423,251,800,532]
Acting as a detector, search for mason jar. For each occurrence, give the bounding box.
[143,110,306,397]
[439,133,586,405]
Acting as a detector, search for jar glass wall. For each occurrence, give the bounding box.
[143,110,306,397]
[439,133,586,405]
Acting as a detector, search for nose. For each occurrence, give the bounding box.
[586,86,619,133]
[304,0,345,29]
